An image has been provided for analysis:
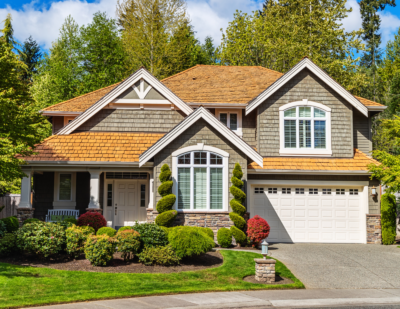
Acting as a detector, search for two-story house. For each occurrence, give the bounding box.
[19,58,384,244]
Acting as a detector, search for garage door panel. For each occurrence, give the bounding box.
[321,199,333,207]
[307,198,319,207]
[335,199,347,207]
[335,220,347,228]
[294,199,306,206]
[280,209,292,217]
[321,210,333,217]
[308,220,320,228]
[294,220,306,228]
[335,210,346,218]
[321,220,333,228]
[308,209,319,217]
[281,198,292,206]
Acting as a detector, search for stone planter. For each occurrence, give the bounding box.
[254,258,276,283]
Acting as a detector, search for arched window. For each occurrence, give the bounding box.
[279,101,332,156]
[175,151,225,210]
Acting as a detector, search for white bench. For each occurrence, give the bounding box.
[45,209,80,222]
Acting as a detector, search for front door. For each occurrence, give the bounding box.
[114,180,137,229]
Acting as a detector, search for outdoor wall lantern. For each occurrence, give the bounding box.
[371,186,377,197]
[261,240,269,259]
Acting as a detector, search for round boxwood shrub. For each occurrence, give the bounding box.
[23,218,40,226]
[0,233,17,257]
[168,226,215,258]
[0,216,19,233]
[84,235,117,266]
[230,226,247,246]
[0,220,6,238]
[247,215,270,246]
[16,222,66,258]
[77,212,107,232]
[132,223,168,249]
[201,227,215,240]
[97,227,117,237]
[116,229,141,261]
[138,245,180,266]
[118,226,133,233]
[229,212,246,230]
[155,210,178,227]
[66,225,95,258]
[381,193,397,245]
[63,218,78,225]
[217,227,232,248]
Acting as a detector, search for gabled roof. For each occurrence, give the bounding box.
[139,106,264,167]
[22,132,164,163]
[162,65,283,103]
[248,149,379,173]
[57,68,193,135]
[246,58,372,117]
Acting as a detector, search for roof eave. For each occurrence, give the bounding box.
[248,169,371,175]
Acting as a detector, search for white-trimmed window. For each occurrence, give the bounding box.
[216,109,242,136]
[53,172,76,209]
[279,100,332,156]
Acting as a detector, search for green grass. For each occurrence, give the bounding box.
[0,251,304,309]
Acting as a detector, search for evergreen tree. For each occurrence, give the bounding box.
[1,14,18,49]
[201,36,217,64]
[18,36,42,82]
[388,71,400,115]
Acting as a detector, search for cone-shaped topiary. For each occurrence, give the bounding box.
[230,226,247,245]
[156,164,177,226]
[381,193,397,245]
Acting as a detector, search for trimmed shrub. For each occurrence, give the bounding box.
[84,235,117,266]
[132,223,168,249]
[22,218,40,225]
[63,218,78,225]
[157,181,174,197]
[159,164,172,182]
[118,226,133,233]
[66,225,95,258]
[116,230,141,261]
[200,227,214,240]
[0,216,19,233]
[0,220,6,238]
[217,227,232,248]
[138,245,180,266]
[156,194,176,213]
[159,226,170,237]
[77,212,107,232]
[16,222,66,258]
[229,212,246,230]
[230,226,247,245]
[247,215,270,246]
[56,221,74,231]
[381,193,397,245]
[97,227,117,237]
[155,210,178,227]
[230,200,246,217]
[0,233,17,257]
[168,226,215,258]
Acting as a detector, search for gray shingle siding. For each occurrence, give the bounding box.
[257,69,353,157]
[75,109,185,133]
[243,109,257,148]
[353,109,372,154]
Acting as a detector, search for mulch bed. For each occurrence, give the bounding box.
[243,275,293,285]
[0,251,223,274]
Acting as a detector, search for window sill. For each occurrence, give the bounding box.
[176,210,229,214]
[279,149,332,156]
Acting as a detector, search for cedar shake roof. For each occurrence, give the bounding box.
[23,132,164,162]
[42,65,384,112]
[248,149,379,172]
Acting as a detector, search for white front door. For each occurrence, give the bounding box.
[251,186,365,243]
[115,180,138,227]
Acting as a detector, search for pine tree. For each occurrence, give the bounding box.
[18,36,42,82]
[1,14,18,49]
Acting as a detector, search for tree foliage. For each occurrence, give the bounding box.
[18,36,42,82]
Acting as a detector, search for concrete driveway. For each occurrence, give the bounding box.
[269,243,400,289]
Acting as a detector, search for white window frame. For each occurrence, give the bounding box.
[53,172,76,209]
[172,144,229,212]
[216,109,243,137]
[279,100,332,156]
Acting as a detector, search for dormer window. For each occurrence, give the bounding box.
[279,101,332,156]
[216,109,242,137]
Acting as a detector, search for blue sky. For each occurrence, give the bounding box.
[1,0,400,54]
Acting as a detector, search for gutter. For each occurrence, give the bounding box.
[248,169,371,175]
[25,161,154,168]
[367,106,387,111]
[188,103,248,108]
[40,111,83,116]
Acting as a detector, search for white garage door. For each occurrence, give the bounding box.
[251,186,365,243]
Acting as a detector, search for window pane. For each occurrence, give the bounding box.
[178,153,190,164]
[284,120,296,148]
[210,153,222,165]
[194,168,207,209]
[59,174,71,200]
[107,184,112,207]
[230,114,238,130]
[314,109,325,118]
[314,120,326,149]
[194,152,207,164]
[284,108,296,117]
[299,107,311,117]
[178,168,191,209]
[140,184,146,207]
[210,168,223,209]
[220,113,228,126]
[299,120,311,148]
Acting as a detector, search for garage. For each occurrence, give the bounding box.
[249,182,368,243]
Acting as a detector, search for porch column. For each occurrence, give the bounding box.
[148,171,154,209]
[87,170,101,210]
[19,170,32,208]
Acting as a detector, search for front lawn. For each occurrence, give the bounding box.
[0,250,304,309]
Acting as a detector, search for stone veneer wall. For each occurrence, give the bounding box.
[16,207,34,226]
[367,214,382,244]
[254,259,276,283]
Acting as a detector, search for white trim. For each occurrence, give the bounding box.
[19,170,32,208]
[53,172,76,208]
[247,180,369,186]
[58,68,193,135]
[248,169,371,175]
[215,109,243,137]
[112,99,171,104]
[88,170,102,209]
[189,103,247,108]
[139,107,263,167]
[367,106,387,111]
[172,144,230,158]
[279,101,332,156]
[246,58,368,117]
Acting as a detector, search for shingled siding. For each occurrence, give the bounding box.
[33,172,54,220]
[243,109,257,148]
[353,109,372,154]
[153,119,248,211]
[257,69,353,157]
[248,174,380,214]
[75,109,185,133]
